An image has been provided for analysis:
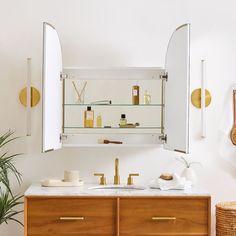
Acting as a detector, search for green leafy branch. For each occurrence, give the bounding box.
[0,191,23,226]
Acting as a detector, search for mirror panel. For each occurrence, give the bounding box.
[42,23,62,152]
[164,24,190,153]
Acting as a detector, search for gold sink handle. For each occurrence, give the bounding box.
[94,173,106,185]
[127,173,139,185]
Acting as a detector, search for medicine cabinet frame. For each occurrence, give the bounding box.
[42,22,190,153]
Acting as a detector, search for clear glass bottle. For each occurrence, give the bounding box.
[96,113,102,128]
[144,90,151,104]
[84,106,94,128]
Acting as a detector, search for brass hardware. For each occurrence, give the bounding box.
[62,79,65,133]
[176,23,189,31]
[44,148,54,153]
[191,88,211,108]
[152,216,176,222]
[59,216,84,220]
[94,173,106,185]
[160,72,168,81]
[174,149,187,154]
[127,173,139,185]
[114,158,120,185]
[60,72,69,80]
[160,78,164,134]
[60,134,68,141]
[159,134,167,142]
[19,86,40,107]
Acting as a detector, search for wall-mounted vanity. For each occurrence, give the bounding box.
[42,23,190,153]
[24,184,211,236]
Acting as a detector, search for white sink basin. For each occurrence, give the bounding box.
[88,185,145,191]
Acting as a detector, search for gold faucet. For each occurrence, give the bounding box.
[114,158,120,185]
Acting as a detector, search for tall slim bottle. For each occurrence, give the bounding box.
[132,85,139,105]
[84,106,94,128]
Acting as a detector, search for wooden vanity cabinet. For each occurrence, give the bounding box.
[25,196,211,236]
[25,197,117,236]
[119,197,211,236]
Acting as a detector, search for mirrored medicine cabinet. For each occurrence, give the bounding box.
[42,23,190,153]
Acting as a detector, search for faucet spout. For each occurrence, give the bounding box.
[114,158,120,185]
[115,158,119,176]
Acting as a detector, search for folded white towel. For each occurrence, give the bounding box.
[149,174,192,191]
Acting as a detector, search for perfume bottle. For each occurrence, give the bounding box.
[132,85,139,105]
[84,106,94,128]
[144,90,151,104]
[96,113,102,128]
[120,114,127,126]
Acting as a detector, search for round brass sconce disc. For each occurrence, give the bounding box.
[19,87,40,107]
[191,88,211,108]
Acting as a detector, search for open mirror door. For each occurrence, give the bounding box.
[42,22,62,152]
[164,24,190,153]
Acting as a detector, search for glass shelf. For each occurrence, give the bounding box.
[64,103,163,107]
[63,127,162,134]
[64,127,161,129]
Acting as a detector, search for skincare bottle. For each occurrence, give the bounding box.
[84,106,94,128]
[144,90,151,104]
[132,85,139,105]
[120,114,127,126]
[96,113,102,128]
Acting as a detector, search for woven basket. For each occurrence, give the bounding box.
[216,202,236,236]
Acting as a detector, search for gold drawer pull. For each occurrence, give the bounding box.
[59,217,85,221]
[152,216,176,221]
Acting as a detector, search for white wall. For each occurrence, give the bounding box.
[1,0,236,235]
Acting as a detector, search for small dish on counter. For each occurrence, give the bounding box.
[41,179,84,187]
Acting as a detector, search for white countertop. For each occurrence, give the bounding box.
[25,183,210,197]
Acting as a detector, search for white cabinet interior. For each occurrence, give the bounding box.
[42,23,190,153]
[62,67,164,147]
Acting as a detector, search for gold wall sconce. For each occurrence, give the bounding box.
[19,58,40,136]
[19,86,40,107]
[191,60,212,138]
[191,88,212,109]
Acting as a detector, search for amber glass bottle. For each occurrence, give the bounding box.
[132,85,139,105]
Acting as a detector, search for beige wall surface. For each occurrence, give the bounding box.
[1,0,236,235]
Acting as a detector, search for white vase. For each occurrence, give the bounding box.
[181,167,197,185]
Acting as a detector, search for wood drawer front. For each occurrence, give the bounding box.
[27,198,116,236]
[120,198,209,236]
